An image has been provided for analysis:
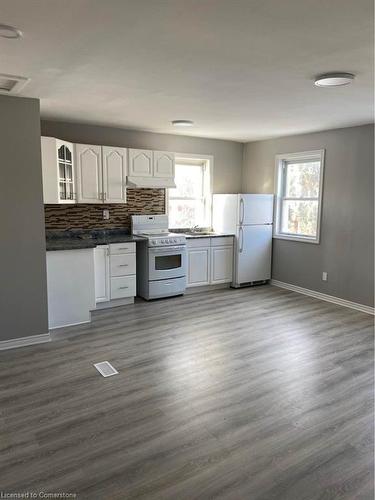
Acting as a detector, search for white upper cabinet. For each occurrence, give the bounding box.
[41,137,76,204]
[102,146,127,203]
[127,149,176,188]
[75,144,103,203]
[42,137,175,199]
[128,149,153,177]
[153,151,175,178]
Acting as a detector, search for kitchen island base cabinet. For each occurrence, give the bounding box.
[46,249,95,329]
[186,236,234,289]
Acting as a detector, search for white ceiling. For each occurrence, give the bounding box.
[1,0,373,142]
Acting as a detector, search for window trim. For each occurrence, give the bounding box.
[166,154,213,229]
[274,149,325,244]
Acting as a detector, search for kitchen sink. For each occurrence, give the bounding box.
[183,231,218,236]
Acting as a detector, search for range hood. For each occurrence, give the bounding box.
[127,176,176,188]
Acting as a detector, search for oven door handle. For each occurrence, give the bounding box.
[149,245,186,253]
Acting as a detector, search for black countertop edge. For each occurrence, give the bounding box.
[183,233,235,239]
[46,230,146,251]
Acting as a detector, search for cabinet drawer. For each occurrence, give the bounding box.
[110,253,136,277]
[110,242,136,254]
[211,236,234,247]
[186,237,211,248]
[110,275,136,299]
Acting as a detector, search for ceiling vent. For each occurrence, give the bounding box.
[0,74,29,94]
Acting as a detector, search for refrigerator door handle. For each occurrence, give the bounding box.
[239,226,244,253]
[239,197,245,225]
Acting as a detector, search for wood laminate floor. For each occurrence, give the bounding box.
[0,285,373,500]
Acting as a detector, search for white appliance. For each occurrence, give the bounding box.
[212,194,274,287]
[131,215,186,299]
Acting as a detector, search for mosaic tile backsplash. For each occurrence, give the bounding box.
[44,188,165,230]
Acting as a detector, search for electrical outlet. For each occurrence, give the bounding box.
[103,209,110,220]
[322,272,328,281]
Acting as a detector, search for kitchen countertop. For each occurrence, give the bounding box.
[182,233,235,239]
[46,229,235,251]
[46,229,146,251]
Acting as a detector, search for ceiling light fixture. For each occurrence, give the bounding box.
[172,120,194,127]
[0,24,23,39]
[314,72,355,87]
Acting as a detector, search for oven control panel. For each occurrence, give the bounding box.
[149,235,186,247]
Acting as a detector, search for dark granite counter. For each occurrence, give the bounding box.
[46,229,146,251]
[183,233,235,239]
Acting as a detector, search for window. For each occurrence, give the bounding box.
[274,150,325,243]
[168,156,212,228]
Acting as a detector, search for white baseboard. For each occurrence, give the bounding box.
[271,279,374,315]
[49,319,91,330]
[0,333,51,351]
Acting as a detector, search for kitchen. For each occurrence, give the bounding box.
[43,138,273,328]
[0,1,373,498]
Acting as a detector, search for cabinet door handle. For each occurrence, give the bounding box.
[118,247,129,250]
[119,264,128,267]
[119,286,129,289]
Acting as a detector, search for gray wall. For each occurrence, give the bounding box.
[0,95,48,341]
[41,121,243,194]
[242,124,374,307]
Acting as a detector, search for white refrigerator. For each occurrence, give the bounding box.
[212,194,274,287]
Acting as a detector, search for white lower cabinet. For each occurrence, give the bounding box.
[186,237,234,288]
[188,247,211,287]
[110,275,136,300]
[46,249,96,329]
[94,245,110,303]
[211,246,233,284]
[94,242,136,306]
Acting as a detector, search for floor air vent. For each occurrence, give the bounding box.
[0,74,29,94]
[94,361,119,377]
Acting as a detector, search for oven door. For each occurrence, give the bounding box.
[148,245,186,281]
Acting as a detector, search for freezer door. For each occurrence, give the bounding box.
[238,194,274,225]
[212,194,239,233]
[235,224,272,284]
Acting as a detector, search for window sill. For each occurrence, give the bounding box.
[273,234,320,244]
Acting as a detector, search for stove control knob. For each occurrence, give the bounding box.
[173,239,177,243]
[161,239,165,244]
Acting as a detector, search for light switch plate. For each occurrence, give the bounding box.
[322,272,328,281]
[103,209,110,220]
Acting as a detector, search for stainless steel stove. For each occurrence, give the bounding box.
[132,215,186,300]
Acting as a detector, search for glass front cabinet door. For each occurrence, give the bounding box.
[57,141,75,202]
[41,137,76,204]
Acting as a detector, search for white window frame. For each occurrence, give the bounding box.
[274,149,325,244]
[167,154,213,229]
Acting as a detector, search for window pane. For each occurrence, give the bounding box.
[168,199,205,228]
[281,200,318,237]
[169,164,203,198]
[59,163,65,180]
[285,161,320,198]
